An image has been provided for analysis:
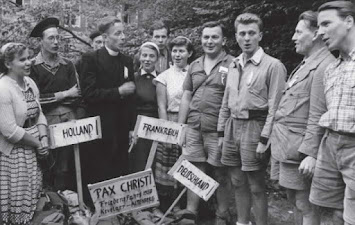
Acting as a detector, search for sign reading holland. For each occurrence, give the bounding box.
[135,115,186,145]
[88,169,159,219]
[48,116,102,148]
[168,158,219,201]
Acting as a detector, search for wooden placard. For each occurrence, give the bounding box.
[48,116,102,149]
[168,158,219,201]
[134,115,186,145]
[87,169,159,219]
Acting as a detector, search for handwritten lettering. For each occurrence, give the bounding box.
[142,123,179,137]
[62,123,94,138]
[177,165,210,190]
[120,175,152,192]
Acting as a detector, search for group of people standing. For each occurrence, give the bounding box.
[0,1,355,225]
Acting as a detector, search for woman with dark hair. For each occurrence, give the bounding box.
[153,36,195,213]
[0,43,48,225]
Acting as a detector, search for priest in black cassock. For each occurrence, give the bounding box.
[79,16,135,198]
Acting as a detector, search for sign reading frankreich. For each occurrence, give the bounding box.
[87,169,159,219]
[48,116,102,148]
[168,159,219,201]
[135,115,186,145]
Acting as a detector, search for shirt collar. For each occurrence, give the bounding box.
[1,75,30,91]
[33,52,67,66]
[140,69,157,77]
[173,64,188,73]
[236,47,264,68]
[340,48,355,62]
[105,45,119,56]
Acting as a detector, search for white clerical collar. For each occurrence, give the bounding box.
[141,69,157,77]
[105,45,119,56]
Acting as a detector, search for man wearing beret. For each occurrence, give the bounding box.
[79,17,135,192]
[30,17,81,191]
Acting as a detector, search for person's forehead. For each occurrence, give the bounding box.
[93,35,103,42]
[202,26,223,36]
[236,23,260,32]
[318,9,341,21]
[153,28,168,36]
[43,27,59,37]
[295,20,309,31]
[141,46,156,54]
[107,22,124,33]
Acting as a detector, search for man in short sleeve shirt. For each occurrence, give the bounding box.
[309,2,355,224]
[178,21,234,224]
[217,13,286,225]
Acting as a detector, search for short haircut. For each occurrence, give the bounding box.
[318,1,355,20]
[169,36,195,63]
[98,16,122,34]
[201,21,226,37]
[234,13,263,32]
[299,10,318,30]
[0,43,27,74]
[150,21,170,36]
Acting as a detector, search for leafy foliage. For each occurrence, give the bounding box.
[0,0,348,70]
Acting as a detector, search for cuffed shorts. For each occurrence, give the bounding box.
[182,127,223,167]
[310,130,355,225]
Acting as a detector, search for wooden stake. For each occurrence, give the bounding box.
[157,187,187,225]
[145,141,158,170]
[74,144,84,211]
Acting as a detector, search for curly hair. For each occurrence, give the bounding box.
[0,43,27,74]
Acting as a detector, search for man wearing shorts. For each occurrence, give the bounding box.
[310,1,355,224]
[178,21,234,225]
[218,13,286,225]
[270,10,335,225]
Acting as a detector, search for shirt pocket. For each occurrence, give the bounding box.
[343,77,355,106]
[248,86,267,108]
[288,91,310,117]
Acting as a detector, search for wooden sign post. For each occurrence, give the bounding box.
[130,115,186,169]
[48,116,102,210]
[87,169,159,219]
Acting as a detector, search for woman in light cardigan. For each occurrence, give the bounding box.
[0,43,49,225]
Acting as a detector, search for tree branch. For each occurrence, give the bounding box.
[58,25,92,47]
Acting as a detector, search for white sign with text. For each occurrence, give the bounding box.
[88,169,159,219]
[135,115,186,145]
[168,158,219,201]
[48,116,102,148]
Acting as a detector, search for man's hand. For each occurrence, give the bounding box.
[65,84,81,98]
[299,156,316,179]
[218,137,224,150]
[256,142,267,160]
[118,81,136,97]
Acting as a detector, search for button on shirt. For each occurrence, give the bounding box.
[319,49,355,133]
[183,51,234,132]
[218,48,287,139]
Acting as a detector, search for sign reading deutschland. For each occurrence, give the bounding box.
[88,169,159,219]
[48,116,102,148]
[135,115,186,145]
[169,159,219,201]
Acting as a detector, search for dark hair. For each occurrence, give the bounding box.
[169,36,195,64]
[98,16,122,34]
[150,21,170,36]
[0,43,27,74]
[201,21,226,37]
[234,13,263,32]
[318,1,355,19]
[299,10,318,30]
